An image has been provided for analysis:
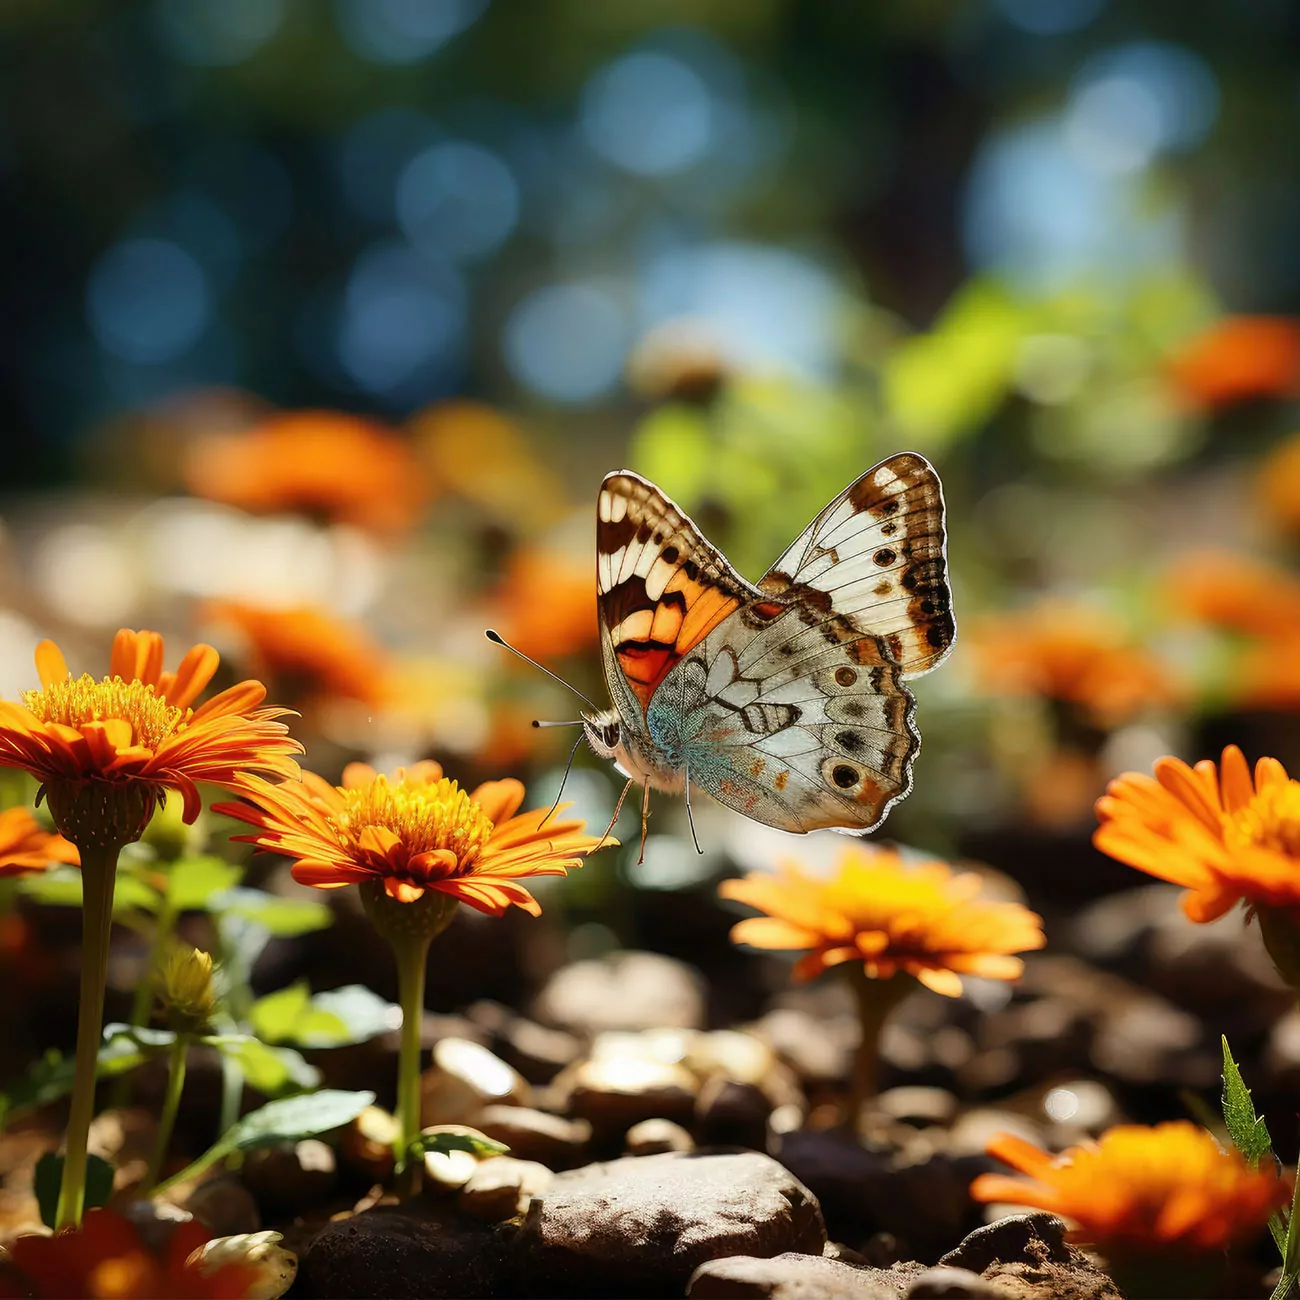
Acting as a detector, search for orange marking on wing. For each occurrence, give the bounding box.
[649,602,685,644]
[617,644,678,707]
[676,588,740,653]
[752,600,784,620]
[774,769,789,792]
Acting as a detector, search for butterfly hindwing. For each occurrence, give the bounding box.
[597,472,756,717]
[651,603,919,833]
[759,452,954,678]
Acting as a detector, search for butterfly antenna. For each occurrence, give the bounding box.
[542,733,585,827]
[485,630,602,714]
[593,777,635,853]
[683,761,704,856]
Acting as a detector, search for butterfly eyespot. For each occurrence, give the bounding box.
[831,764,859,789]
[873,548,896,567]
[834,667,857,687]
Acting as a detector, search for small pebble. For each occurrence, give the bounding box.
[625,1118,695,1155]
[183,1175,261,1237]
[907,1266,1007,1298]
[457,1156,553,1221]
[476,1105,591,1169]
[875,1087,958,1128]
[242,1140,337,1215]
[338,1105,399,1183]
[533,951,707,1034]
[189,1229,297,1299]
[421,1037,532,1126]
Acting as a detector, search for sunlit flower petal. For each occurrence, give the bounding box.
[971,1121,1288,1259]
[0,807,78,877]
[721,846,1044,997]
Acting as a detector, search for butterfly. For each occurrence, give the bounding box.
[579,452,955,853]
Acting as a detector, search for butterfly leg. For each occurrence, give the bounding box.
[543,733,585,826]
[638,780,652,865]
[683,759,703,856]
[592,777,634,853]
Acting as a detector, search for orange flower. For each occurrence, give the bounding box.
[1166,315,1300,410]
[203,600,394,710]
[970,1122,1287,1259]
[969,605,1178,726]
[184,411,428,534]
[0,806,78,876]
[719,847,1044,995]
[1168,550,1300,641]
[490,547,596,662]
[1259,433,1300,536]
[0,630,301,838]
[0,1207,258,1298]
[215,760,606,915]
[1094,744,1300,922]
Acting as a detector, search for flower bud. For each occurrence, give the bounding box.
[155,944,217,1035]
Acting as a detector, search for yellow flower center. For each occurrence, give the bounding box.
[1227,780,1300,859]
[338,775,494,867]
[22,675,185,751]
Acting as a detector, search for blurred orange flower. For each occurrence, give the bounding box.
[203,600,394,711]
[0,1207,257,1298]
[409,400,567,529]
[490,547,596,662]
[1259,432,1300,536]
[0,806,78,876]
[969,605,1179,726]
[0,630,300,836]
[216,760,607,915]
[970,1122,1287,1259]
[184,411,428,534]
[719,847,1044,995]
[1168,550,1300,640]
[1167,315,1300,410]
[1094,743,1300,922]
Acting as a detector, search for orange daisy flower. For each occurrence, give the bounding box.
[1094,744,1300,922]
[184,410,428,535]
[1167,550,1300,641]
[215,760,605,915]
[203,600,394,711]
[1259,433,1300,537]
[489,547,597,663]
[0,806,78,876]
[0,629,301,839]
[1166,315,1300,411]
[969,605,1179,726]
[0,1208,259,1298]
[970,1122,1287,1259]
[719,847,1045,996]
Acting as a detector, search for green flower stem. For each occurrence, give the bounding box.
[844,966,913,1132]
[55,841,119,1229]
[143,1032,189,1192]
[391,929,433,1197]
[108,899,178,1111]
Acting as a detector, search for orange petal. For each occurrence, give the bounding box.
[469,778,525,825]
[968,1173,1061,1212]
[160,643,219,710]
[984,1131,1058,1178]
[1218,745,1256,814]
[341,762,377,790]
[383,878,425,903]
[34,640,69,690]
[915,966,963,997]
[729,917,821,951]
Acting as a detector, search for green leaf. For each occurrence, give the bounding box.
[248,982,312,1042]
[223,1089,375,1153]
[206,1036,319,1095]
[214,887,332,936]
[1270,1270,1297,1300]
[19,867,162,915]
[166,856,244,910]
[34,1152,114,1228]
[1221,1036,1273,1166]
[1286,1157,1300,1277]
[307,985,400,1046]
[250,983,399,1049]
[411,1125,509,1161]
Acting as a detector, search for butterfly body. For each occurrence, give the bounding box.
[584,454,955,840]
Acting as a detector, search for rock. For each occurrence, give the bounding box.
[753,1009,854,1086]
[458,1156,553,1221]
[476,1105,591,1170]
[467,1000,584,1084]
[516,1151,825,1297]
[906,1267,1009,1298]
[300,1203,515,1299]
[695,1076,771,1150]
[558,1035,699,1137]
[533,951,707,1034]
[118,1197,195,1254]
[421,1037,532,1126]
[190,1230,297,1299]
[337,1106,399,1183]
[940,1213,1122,1300]
[945,1111,1045,1161]
[182,1175,261,1237]
[875,1088,958,1128]
[625,1118,695,1155]
[1090,993,1213,1087]
[688,1251,914,1298]
[241,1140,337,1215]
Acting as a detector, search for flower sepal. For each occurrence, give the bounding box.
[41,779,158,852]
[1256,904,1300,992]
[361,877,459,945]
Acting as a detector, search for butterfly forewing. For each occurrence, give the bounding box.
[597,472,758,713]
[759,452,954,677]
